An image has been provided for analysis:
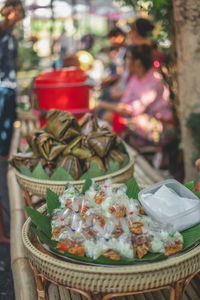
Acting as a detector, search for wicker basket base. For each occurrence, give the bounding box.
[15,149,134,197]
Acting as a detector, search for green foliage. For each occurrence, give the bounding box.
[186,113,200,146]
[31,162,50,180]
[182,223,200,251]
[79,163,105,180]
[116,0,173,42]
[46,189,60,215]
[19,157,130,181]
[186,113,200,164]
[184,181,200,198]
[50,167,73,181]
[105,160,120,175]
[126,177,140,201]
[24,206,52,238]
[20,165,32,177]
[81,178,92,194]
[18,43,40,71]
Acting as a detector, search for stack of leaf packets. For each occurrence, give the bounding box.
[10,110,130,181]
[25,178,200,265]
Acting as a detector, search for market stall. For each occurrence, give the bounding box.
[8,121,200,300]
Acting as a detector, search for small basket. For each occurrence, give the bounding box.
[22,204,200,293]
[14,148,134,197]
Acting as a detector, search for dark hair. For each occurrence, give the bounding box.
[108,27,126,38]
[3,0,25,18]
[128,45,153,70]
[135,18,154,38]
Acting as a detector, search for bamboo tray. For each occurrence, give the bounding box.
[14,148,134,197]
[22,205,200,293]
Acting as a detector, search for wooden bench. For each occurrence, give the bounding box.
[8,127,200,300]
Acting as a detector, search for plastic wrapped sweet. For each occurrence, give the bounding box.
[50,179,184,261]
[45,109,81,142]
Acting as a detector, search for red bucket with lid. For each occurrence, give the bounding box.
[34,67,91,117]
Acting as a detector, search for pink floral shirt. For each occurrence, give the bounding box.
[121,68,173,121]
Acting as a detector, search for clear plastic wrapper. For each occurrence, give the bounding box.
[50,179,185,261]
[139,179,200,232]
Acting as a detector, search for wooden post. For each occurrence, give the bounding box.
[173,0,200,181]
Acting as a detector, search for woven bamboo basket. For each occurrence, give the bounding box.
[14,148,134,197]
[22,205,200,293]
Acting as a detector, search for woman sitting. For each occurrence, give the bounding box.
[97,45,174,148]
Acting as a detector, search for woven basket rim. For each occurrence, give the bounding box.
[14,147,134,186]
[22,204,200,275]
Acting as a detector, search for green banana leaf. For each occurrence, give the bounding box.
[20,165,32,177]
[25,206,51,238]
[181,223,200,251]
[184,181,200,198]
[50,167,73,181]
[32,162,50,180]
[105,160,119,175]
[81,178,92,194]
[126,177,140,201]
[121,154,130,168]
[25,178,200,265]
[79,163,105,180]
[46,189,60,215]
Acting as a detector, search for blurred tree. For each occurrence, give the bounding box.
[18,42,40,71]
[173,0,200,181]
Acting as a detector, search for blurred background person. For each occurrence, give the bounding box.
[0,0,25,242]
[0,0,25,158]
[81,33,94,52]
[98,17,166,122]
[97,45,174,151]
[101,26,127,88]
[97,26,127,118]
[129,17,154,46]
[129,17,165,67]
[53,27,78,69]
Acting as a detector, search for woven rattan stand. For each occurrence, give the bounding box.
[22,205,200,300]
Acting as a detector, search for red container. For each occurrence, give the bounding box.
[34,67,91,116]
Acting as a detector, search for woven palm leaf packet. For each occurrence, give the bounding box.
[10,110,130,181]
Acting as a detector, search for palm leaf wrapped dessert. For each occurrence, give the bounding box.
[24,178,200,265]
[45,110,81,142]
[10,110,130,181]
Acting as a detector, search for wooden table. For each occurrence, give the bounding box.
[9,127,200,300]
